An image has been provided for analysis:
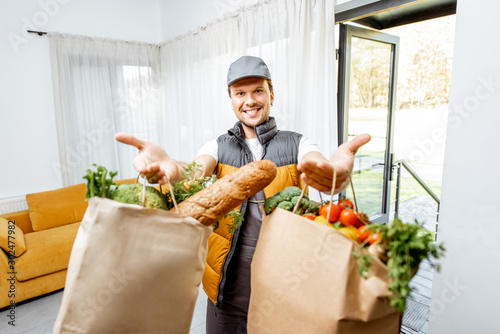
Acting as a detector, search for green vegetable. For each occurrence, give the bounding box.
[290,196,307,207]
[305,200,320,211]
[83,162,242,234]
[165,162,243,235]
[290,196,318,211]
[264,193,283,214]
[83,164,117,199]
[280,186,304,202]
[352,251,373,279]
[166,162,216,210]
[110,184,167,210]
[277,201,293,211]
[84,164,167,210]
[225,209,244,234]
[354,217,445,313]
[264,187,319,215]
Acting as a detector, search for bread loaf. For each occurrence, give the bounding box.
[171,160,277,226]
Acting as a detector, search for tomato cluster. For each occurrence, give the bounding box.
[302,199,380,245]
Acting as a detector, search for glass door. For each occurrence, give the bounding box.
[338,24,399,223]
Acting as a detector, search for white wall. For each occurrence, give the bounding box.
[0,0,161,199]
[160,0,259,41]
[160,0,216,40]
[429,1,500,333]
[158,0,364,41]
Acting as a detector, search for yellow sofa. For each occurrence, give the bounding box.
[0,179,135,309]
[0,183,89,309]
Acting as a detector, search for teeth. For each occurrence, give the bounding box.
[246,109,259,115]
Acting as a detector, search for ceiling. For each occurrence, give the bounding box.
[335,0,457,30]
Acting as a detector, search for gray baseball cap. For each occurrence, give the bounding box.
[227,56,272,86]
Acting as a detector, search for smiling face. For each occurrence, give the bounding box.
[229,77,274,139]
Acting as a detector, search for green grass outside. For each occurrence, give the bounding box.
[345,168,441,217]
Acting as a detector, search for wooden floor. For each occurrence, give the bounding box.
[397,194,438,334]
[383,187,439,334]
[400,258,435,333]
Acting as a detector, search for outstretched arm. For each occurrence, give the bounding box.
[297,134,371,194]
[115,133,216,185]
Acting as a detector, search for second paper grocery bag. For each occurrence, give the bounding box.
[247,207,400,334]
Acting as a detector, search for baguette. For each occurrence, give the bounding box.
[171,160,277,226]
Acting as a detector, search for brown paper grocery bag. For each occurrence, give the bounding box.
[247,208,400,334]
[53,197,212,334]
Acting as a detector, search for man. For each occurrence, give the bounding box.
[115,56,370,333]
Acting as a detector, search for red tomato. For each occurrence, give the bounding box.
[302,214,317,221]
[339,209,359,227]
[357,226,371,243]
[337,199,354,211]
[368,232,382,245]
[354,212,370,228]
[319,203,341,222]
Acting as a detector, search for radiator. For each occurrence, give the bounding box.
[0,196,28,215]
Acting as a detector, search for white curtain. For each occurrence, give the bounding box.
[160,0,337,163]
[49,33,163,186]
[49,0,336,185]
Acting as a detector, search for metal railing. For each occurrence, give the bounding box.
[393,159,440,237]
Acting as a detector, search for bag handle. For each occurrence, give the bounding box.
[292,167,338,219]
[135,175,155,208]
[326,168,337,221]
[292,167,359,223]
[292,168,338,217]
[135,174,180,214]
[292,185,308,214]
[348,173,359,213]
[327,170,360,215]
[165,175,180,214]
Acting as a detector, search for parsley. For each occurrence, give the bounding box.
[83,164,118,199]
[354,217,445,313]
[226,209,244,234]
[166,162,217,206]
[352,251,373,278]
[167,162,243,235]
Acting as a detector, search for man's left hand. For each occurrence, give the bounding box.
[297,133,371,194]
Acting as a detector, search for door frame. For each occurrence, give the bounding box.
[337,23,399,223]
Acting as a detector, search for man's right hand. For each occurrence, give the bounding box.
[115,133,182,185]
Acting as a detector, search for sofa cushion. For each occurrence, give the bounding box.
[16,222,80,282]
[26,183,88,231]
[0,217,26,256]
[115,178,136,185]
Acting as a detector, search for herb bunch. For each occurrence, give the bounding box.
[166,162,217,208]
[166,162,243,234]
[355,218,445,313]
[83,164,118,199]
[84,162,243,234]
